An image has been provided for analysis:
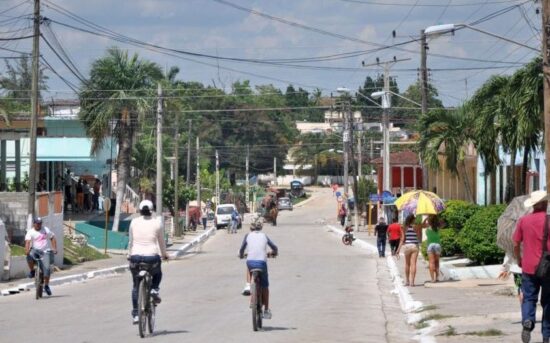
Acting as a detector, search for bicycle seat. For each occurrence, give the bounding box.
[136,262,159,271]
[250,268,263,273]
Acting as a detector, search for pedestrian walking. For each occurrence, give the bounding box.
[92,178,101,211]
[512,190,550,343]
[396,214,422,287]
[387,218,401,256]
[424,215,442,283]
[64,169,73,211]
[374,217,388,258]
[201,206,208,230]
[230,208,240,234]
[338,203,347,227]
[83,179,91,212]
[76,179,84,212]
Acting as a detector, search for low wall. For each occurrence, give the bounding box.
[8,256,27,280]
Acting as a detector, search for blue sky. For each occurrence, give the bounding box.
[0,0,541,107]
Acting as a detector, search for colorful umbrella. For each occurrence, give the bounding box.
[394,190,445,215]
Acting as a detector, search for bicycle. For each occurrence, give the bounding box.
[342,226,355,246]
[30,249,52,300]
[136,262,159,338]
[249,253,276,332]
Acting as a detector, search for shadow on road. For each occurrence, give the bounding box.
[152,329,189,336]
[262,326,297,332]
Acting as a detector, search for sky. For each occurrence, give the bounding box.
[0,0,542,108]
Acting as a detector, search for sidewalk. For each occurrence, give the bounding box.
[331,219,528,343]
[0,227,216,296]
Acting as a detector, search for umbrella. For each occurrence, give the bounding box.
[496,195,531,258]
[394,190,445,215]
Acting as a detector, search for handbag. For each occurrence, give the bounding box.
[535,215,550,279]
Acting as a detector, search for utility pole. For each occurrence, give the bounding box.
[215,149,220,205]
[358,134,362,177]
[382,62,391,194]
[185,119,191,230]
[273,157,277,186]
[246,145,250,210]
[196,136,200,209]
[343,101,350,196]
[155,83,163,219]
[28,0,40,219]
[544,1,550,200]
[420,29,429,191]
[174,125,180,237]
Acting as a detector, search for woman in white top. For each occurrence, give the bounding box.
[128,200,169,324]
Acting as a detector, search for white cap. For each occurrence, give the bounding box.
[139,199,154,211]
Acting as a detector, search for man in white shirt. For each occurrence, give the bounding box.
[239,220,278,319]
[25,217,57,296]
[128,200,169,324]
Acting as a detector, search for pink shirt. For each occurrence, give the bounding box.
[513,211,550,275]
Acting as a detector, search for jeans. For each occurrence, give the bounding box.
[129,255,162,316]
[521,272,550,338]
[27,249,54,277]
[376,236,386,257]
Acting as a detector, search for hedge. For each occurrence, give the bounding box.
[440,200,479,231]
[439,228,462,257]
[458,204,506,265]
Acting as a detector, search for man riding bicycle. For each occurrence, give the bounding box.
[25,217,57,296]
[128,200,169,324]
[239,218,278,319]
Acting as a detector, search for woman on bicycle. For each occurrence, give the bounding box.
[239,219,278,319]
[128,200,169,324]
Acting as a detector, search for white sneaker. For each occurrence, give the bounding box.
[242,283,251,296]
[150,288,162,304]
[132,316,139,325]
[263,309,272,319]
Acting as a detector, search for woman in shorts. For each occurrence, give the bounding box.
[397,214,422,286]
[424,215,442,282]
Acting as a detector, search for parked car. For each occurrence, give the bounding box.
[214,204,242,230]
[277,197,293,211]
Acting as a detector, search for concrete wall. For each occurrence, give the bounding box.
[8,256,27,279]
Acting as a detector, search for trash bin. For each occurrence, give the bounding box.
[109,198,116,216]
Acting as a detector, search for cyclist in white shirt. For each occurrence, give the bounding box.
[25,217,57,296]
[239,219,278,319]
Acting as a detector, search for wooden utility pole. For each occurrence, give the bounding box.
[273,157,277,186]
[28,0,40,219]
[174,124,181,236]
[543,1,550,199]
[155,83,163,218]
[246,145,250,210]
[196,136,200,208]
[343,102,350,196]
[185,119,191,229]
[420,29,429,191]
[215,150,220,205]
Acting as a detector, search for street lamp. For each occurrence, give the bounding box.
[421,23,540,194]
[424,23,539,52]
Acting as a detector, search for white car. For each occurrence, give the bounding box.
[214,204,241,230]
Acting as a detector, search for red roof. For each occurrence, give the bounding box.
[371,150,419,165]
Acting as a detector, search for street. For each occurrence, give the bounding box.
[0,188,413,343]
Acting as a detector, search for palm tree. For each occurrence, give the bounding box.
[416,106,474,202]
[79,47,162,231]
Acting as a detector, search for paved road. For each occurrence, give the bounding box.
[0,188,414,342]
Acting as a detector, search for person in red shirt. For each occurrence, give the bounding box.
[387,217,402,256]
[513,190,549,343]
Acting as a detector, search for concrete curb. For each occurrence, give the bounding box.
[171,227,216,259]
[326,225,434,343]
[2,226,217,297]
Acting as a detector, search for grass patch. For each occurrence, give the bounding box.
[9,244,26,256]
[415,305,439,313]
[63,237,109,265]
[418,313,455,324]
[438,326,458,336]
[291,194,309,205]
[464,329,503,336]
[415,313,454,331]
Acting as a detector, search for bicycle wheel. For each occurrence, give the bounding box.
[137,280,147,338]
[256,280,263,329]
[250,275,259,331]
[342,235,352,245]
[35,265,42,300]
[147,299,156,334]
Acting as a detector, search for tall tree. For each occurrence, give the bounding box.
[79,47,162,231]
[416,107,475,202]
[0,55,48,107]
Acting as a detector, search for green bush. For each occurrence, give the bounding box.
[440,228,462,257]
[458,204,505,265]
[440,200,479,230]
